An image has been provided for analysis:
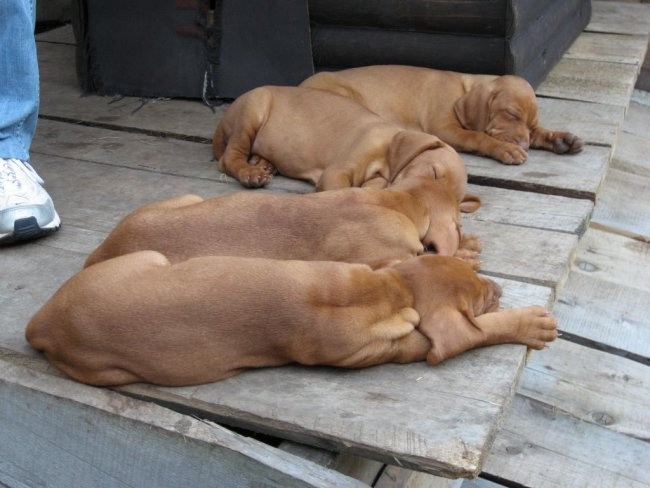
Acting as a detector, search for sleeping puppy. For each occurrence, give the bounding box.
[301,65,584,165]
[84,177,482,270]
[213,85,471,204]
[26,252,557,386]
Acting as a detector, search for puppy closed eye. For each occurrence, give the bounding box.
[505,110,520,121]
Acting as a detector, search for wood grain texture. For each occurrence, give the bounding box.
[536,57,639,106]
[483,396,650,488]
[463,220,578,289]
[464,144,612,200]
[566,228,650,293]
[591,168,650,240]
[465,184,593,235]
[564,32,648,65]
[536,96,624,147]
[0,360,365,488]
[554,229,650,359]
[608,101,650,177]
[520,339,650,440]
[587,1,650,35]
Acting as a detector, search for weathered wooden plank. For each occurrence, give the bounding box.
[536,58,640,106]
[483,396,650,488]
[463,219,578,289]
[608,99,650,177]
[0,243,83,357]
[554,229,650,359]
[536,96,624,148]
[564,32,648,65]
[587,1,650,36]
[567,228,650,293]
[0,360,365,488]
[591,98,650,239]
[591,168,650,240]
[464,144,612,200]
[520,338,650,440]
[465,184,593,236]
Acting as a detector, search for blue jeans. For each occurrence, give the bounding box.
[0,0,39,162]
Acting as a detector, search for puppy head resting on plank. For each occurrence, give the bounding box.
[26,253,556,386]
[212,85,469,203]
[83,176,480,270]
[301,66,584,165]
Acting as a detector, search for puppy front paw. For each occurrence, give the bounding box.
[454,249,481,270]
[459,233,482,254]
[551,132,584,154]
[511,305,558,350]
[494,142,527,165]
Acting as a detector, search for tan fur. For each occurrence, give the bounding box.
[84,177,482,270]
[212,85,470,203]
[25,253,557,387]
[301,66,584,165]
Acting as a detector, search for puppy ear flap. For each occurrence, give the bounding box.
[419,305,481,365]
[459,193,481,213]
[388,130,445,177]
[454,79,495,131]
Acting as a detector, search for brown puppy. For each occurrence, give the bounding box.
[84,177,482,270]
[26,252,557,386]
[213,85,471,203]
[301,65,584,165]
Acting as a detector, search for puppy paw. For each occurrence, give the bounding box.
[249,155,277,174]
[238,163,274,188]
[494,142,527,165]
[551,132,584,154]
[454,249,481,270]
[459,233,482,253]
[506,305,558,350]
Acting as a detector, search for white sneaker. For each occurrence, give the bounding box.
[0,158,61,244]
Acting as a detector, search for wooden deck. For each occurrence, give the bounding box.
[1,1,649,486]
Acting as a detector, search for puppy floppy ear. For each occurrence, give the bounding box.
[459,193,481,213]
[454,79,496,131]
[388,130,446,178]
[420,305,482,365]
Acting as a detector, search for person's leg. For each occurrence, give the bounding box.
[0,0,60,244]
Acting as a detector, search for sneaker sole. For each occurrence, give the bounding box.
[0,215,61,245]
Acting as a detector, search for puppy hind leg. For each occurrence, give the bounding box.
[217,88,276,188]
